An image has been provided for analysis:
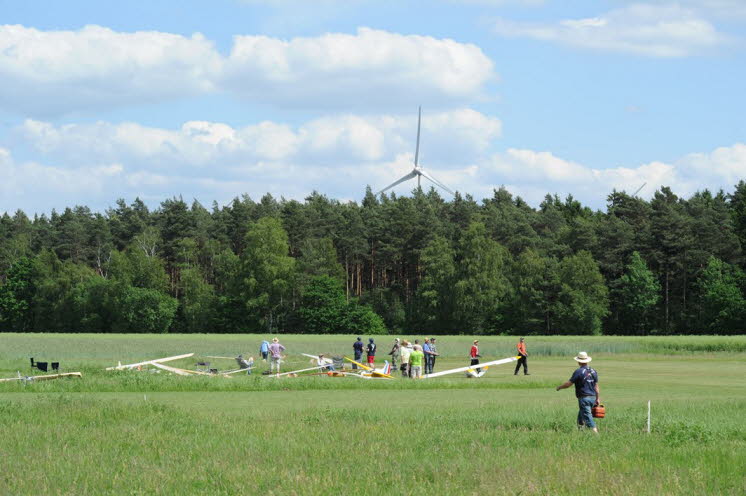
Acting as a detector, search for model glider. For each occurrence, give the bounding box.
[343,357,395,379]
[422,356,520,379]
[360,360,394,379]
[151,361,250,377]
[302,353,334,367]
[105,353,194,371]
[195,355,254,375]
[270,364,331,378]
[0,371,82,383]
[465,368,488,378]
[220,367,254,376]
[343,356,373,371]
[149,362,211,376]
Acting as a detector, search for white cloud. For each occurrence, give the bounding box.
[6,111,745,213]
[223,27,495,106]
[0,25,221,116]
[678,143,746,186]
[6,110,501,212]
[493,4,727,56]
[479,145,744,207]
[643,0,746,19]
[0,25,496,116]
[17,109,502,170]
[0,147,125,212]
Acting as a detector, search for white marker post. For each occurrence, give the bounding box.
[647,400,651,434]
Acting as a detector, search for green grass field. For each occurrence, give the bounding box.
[1,334,744,495]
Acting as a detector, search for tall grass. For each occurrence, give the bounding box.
[1,334,744,494]
[1,391,743,495]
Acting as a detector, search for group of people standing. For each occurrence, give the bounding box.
[354,336,531,379]
[351,336,374,368]
[351,336,440,378]
[259,335,599,433]
[385,337,439,378]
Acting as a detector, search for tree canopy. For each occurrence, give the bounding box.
[1,184,745,334]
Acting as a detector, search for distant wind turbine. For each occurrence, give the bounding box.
[377,107,454,196]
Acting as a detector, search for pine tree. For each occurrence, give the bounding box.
[697,257,746,334]
[240,217,295,332]
[415,236,455,332]
[452,222,512,333]
[555,251,609,335]
[616,251,661,334]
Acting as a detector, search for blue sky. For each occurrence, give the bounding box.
[1,0,744,214]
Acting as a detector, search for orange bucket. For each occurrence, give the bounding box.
[592,404,606,418]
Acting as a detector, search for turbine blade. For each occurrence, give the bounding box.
[377,170,418,194]
[414,106,421,167]
[419,169,454,195]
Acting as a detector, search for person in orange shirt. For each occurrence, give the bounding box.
[514,337,529,375]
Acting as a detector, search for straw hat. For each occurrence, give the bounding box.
[574,351,592,363]
[473,339,479,344]
[272,337,279,343]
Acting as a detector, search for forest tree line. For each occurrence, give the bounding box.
[2,182,746,335]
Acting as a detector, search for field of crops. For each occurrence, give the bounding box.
[1,334,745,495]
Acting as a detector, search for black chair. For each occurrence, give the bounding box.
[30,358,56,373]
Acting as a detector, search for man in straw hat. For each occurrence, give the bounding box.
[268,337,286,375]
[555,351,600,433]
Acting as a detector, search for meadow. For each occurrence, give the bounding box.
[0,333,744,495]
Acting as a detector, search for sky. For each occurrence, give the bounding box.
[1,0,745,214]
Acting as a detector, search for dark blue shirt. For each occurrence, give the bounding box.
[569,366,598,398]
[353,341,364,357]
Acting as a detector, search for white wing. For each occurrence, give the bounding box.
[269,364,329,378]
[422,356,518,379]
[105,353,194,371]
[149,362,208,376]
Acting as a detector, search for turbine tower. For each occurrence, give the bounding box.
[377,107,454,196]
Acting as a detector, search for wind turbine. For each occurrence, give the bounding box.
[377,107,454,196]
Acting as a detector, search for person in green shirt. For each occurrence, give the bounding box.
[409,345,425,379]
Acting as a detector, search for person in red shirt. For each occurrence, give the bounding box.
[470,340,481,373]
[514,337,529,375]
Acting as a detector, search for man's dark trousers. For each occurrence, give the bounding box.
[514,355,528,375]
